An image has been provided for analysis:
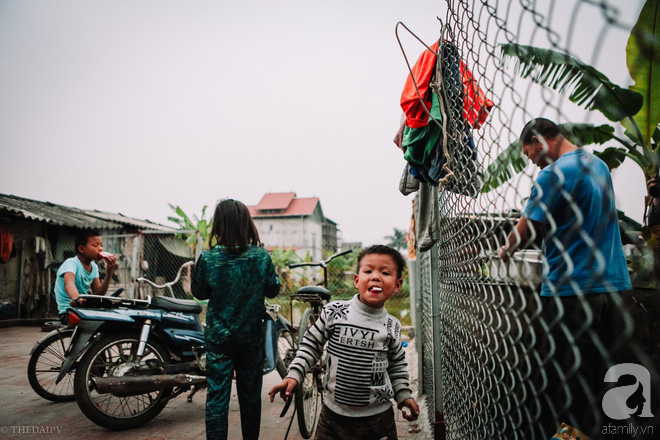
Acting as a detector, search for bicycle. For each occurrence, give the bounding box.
[284,249,352,439]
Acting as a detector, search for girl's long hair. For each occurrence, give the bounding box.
[208,199,260,253]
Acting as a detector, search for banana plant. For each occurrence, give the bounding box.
[167,204,211,252]
[269,247,302,293]
[483,0,659,194]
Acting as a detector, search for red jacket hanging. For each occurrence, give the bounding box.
[400,41,494,129]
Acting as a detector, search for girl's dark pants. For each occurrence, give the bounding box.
[205,345,263,440]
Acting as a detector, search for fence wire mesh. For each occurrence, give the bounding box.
[402,0,659,438]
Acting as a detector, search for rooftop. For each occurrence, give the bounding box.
[249,192,320,218]
[0,193,176,232]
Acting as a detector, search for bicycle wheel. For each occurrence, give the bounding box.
[276,329,297,379]
[74,334,172,430]
[295,307,320,439]
[27,328,76,402]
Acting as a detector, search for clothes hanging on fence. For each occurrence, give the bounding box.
[397,39,493,196]
[407,200,417,260]
[399,163,420,196]
[415,183,441,252]
[400,41,494,130]
[0,228,14,263]
[34,236,53,269]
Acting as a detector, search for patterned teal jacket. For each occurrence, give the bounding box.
[191,245,280,353]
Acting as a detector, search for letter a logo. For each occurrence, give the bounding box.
[602,363,654,420]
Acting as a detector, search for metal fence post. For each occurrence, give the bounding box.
[129,232,143,299]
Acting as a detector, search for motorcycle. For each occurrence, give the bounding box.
[57,292,293,430]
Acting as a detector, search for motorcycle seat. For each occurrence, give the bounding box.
[151,296,203,314]
[297,286,331,301]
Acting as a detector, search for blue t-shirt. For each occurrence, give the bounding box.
[523,149,632,296]
[54,256,99,313]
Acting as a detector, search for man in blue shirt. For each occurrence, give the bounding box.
[497,118,631,437]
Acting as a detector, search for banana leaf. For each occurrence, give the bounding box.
[623,0,660,154]
[559,123,616,146]
[482,140,528,193]
[594,147,628,170]
[499,44,643,122]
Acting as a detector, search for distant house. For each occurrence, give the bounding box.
[248,192,339,261]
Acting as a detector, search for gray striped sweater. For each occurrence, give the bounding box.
[286,294,413,417]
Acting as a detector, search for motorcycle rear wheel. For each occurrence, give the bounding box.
[74,334,172,430]
[27,328,76,402]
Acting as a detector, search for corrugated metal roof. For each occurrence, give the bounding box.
[82,209,177,232]
[0,193,175,232]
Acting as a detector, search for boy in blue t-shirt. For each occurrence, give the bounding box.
[54,230,117,322]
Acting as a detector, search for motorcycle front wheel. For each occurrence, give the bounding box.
[295,308,320,439]
[73,334,172,430]
[27,328,76,402]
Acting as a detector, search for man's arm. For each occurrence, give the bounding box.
[497,216,539,263]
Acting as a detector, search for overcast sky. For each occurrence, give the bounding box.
[0,0,647,245]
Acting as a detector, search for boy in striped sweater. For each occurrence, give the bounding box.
[269,245,419,439]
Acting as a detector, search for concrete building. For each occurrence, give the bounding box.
[248,192,339,261]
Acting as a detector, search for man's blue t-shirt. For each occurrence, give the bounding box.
[54,256,99,313]
[523,149,632,296]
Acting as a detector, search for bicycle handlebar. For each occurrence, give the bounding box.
[136,261,194,289]
[288,249,352,269]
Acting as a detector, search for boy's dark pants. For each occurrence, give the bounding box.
[205,346,263,440]
[314,405,398,440]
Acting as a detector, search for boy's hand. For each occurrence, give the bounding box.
[105,254,117,272]
[69,297,86,307]
[400,398,420,421]
[268,378,298,402]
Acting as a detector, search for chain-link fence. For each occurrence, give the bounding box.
[402,0,659,438]
[104,230,198,300]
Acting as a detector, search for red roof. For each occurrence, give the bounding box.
[255,192,296,211]
[249,193,320,218]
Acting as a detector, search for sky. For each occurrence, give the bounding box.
[0,0,648,245]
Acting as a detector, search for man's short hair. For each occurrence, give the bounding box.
[520,118,561,145]
[356,245,406,278]
[75,229,101,253]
